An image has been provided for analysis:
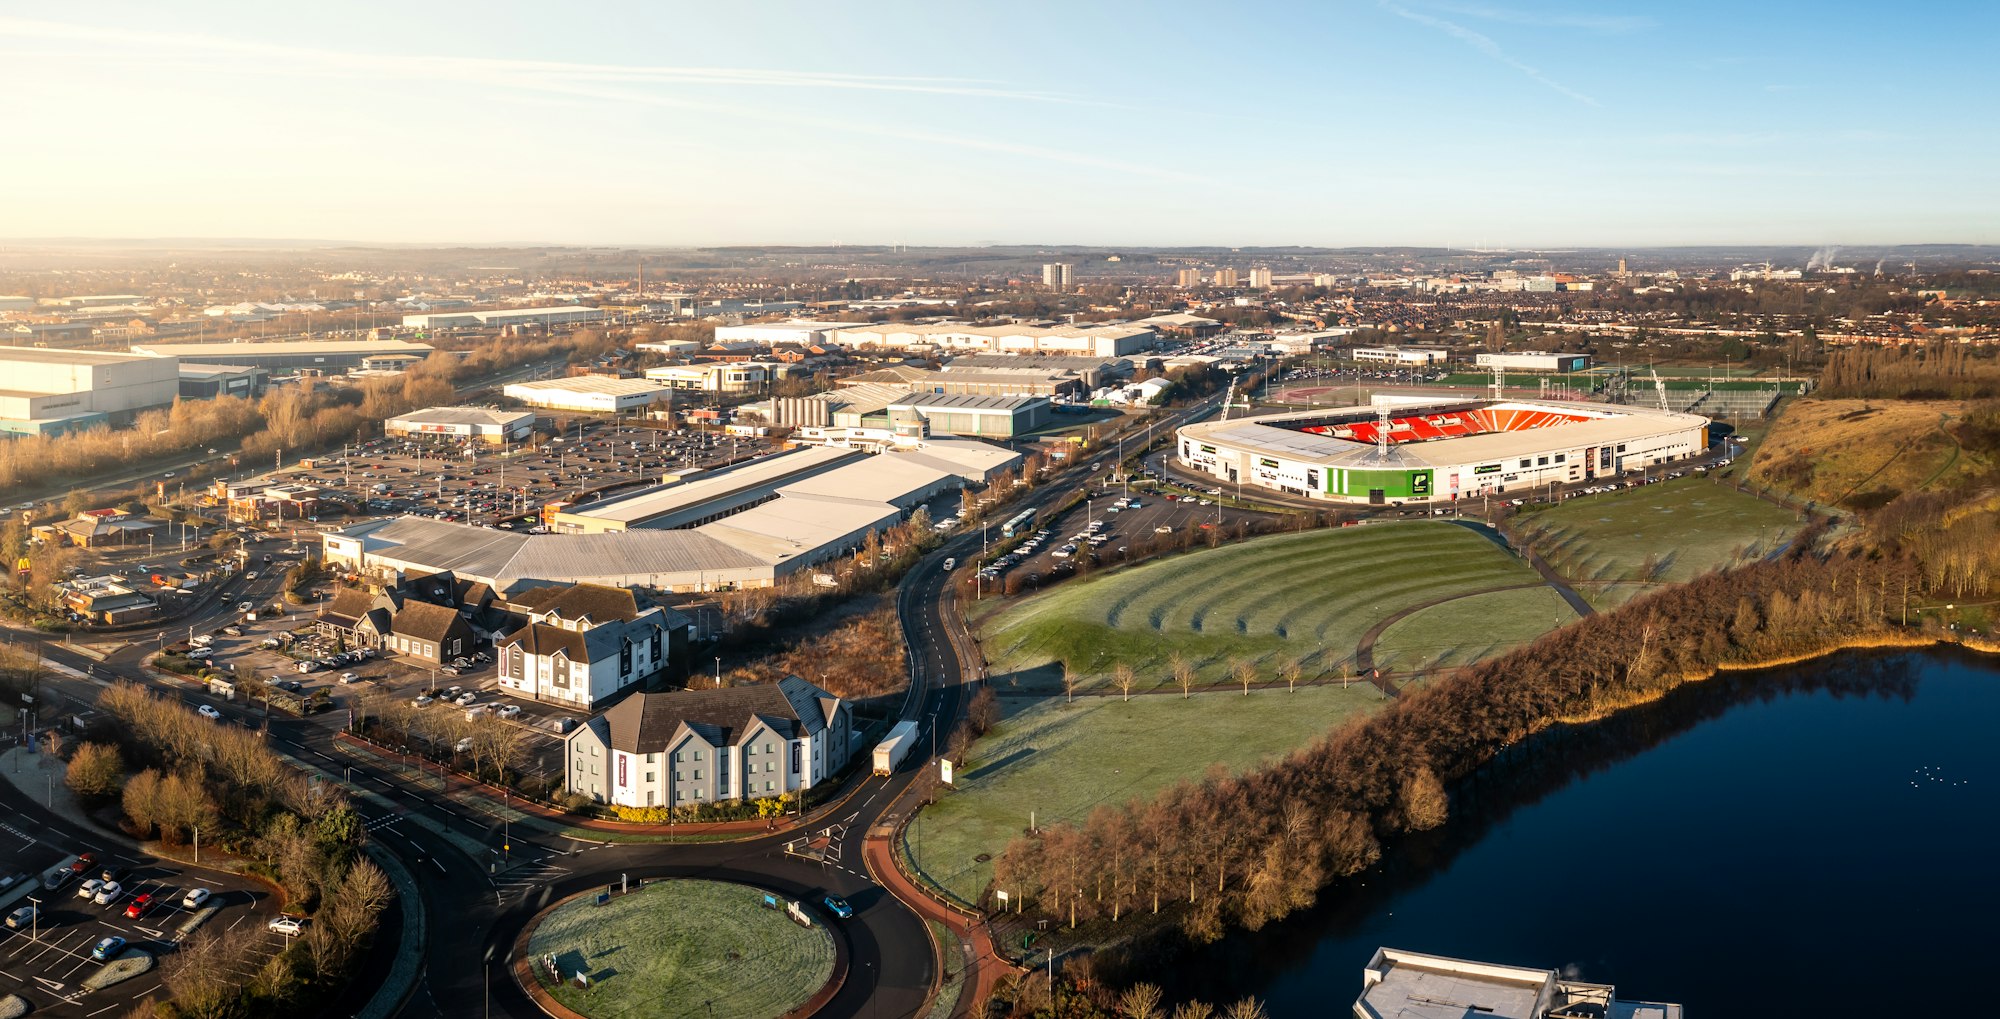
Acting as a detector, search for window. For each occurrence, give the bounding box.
[764,742,773,754]
[676,790,685,801]
[675,771,683,782]
[1554,454,1566,464]
[646,753,656,763]
[1518,458,1531,469]
[694,789,704,800]
[590,744,599,757]
[765,761,774,773]
[590,764,598,776]
[1536,456,1549,466]
[765,781,774,792]
[694,770,702,780]
[694,750,703,761]
[646,791,654,806]
[645,772,654,783]
[650,631,661,661]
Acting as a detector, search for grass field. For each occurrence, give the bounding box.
[907,684,1384,904]
[1749,398,1985,508]
[529,879,835,1019]
[1369,586,1579,674]
[977,522,1546,692]
[1517,477,1802,608]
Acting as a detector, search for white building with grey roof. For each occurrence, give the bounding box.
[565,675,855,808]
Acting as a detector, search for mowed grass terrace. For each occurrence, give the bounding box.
[907,684,1385,905]
[1517,476,1803,609]
[529,879,835,1019]
[977,521,1548,692]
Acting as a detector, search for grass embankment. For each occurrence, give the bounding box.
[1516,476,1804,609]
[1750,398,1985,509]
[528,879,834,1019]
[978,522,1547,692]
[908,685,1383,904]
[1370,586,1581,674]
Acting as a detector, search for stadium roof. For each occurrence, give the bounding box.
[1181,400,1709,470]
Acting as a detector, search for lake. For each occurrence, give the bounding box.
[1175,648,1998,1015]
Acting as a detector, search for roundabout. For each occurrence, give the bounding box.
[516,878,841,1019]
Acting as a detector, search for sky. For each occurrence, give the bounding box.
[3,1,1996,248]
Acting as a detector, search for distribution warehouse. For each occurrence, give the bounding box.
[129,338,435,371]
[400,306,607,330]
[502,377,669,413]
[324,439,1021,591]
[1176,396,1709,504]
[830,322,1155,357]
[0,346,180,435]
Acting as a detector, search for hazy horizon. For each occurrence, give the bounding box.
[7,1,1996,247]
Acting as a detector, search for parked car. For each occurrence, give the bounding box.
[411,695,435,708]
[94,881,124,905]
[453,737,474,754]
[455,692,478,706]
[124,893,153,919]
[77,877,103,900]
[495,704,521,720]
[4,905,34,929]
[339,673,359,684]
[91,935,127,961]
[69,853,97,876]
[182,887,213,910]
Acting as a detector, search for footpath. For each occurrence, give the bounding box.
[861,786,1010,1019]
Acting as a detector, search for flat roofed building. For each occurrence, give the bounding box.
[1474,352,1592,373]
[892,391,1051,438]
[502,376,668,413]
[565,675,854,807]
[177,363,269,400]
[643,362,776,393]
[0,345,180,431]
[401,306,607,329]
[1355,948,1681,1019]
[129,339,434,371]
[385,406,536,444]
[713,320,848,346]
[1351,346,1450,366]
[550,446,863,534]
[831,322,1155,359]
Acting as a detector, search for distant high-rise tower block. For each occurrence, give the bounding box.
[1177,268,1203,288]
[1212,268,1240,287]
[1249,267,1273,289]
[1312,273,1341,288]
[1617,258,1628,278]
[1042,263,1074,288]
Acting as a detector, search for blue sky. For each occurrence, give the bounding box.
[3,1,1994,247]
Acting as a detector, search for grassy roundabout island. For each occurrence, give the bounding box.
[525,879,836,1019]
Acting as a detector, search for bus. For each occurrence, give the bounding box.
[1001,509,1036,539]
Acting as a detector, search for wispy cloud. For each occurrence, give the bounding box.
[1378,0,1602,107]
[1428,3,1656,34]
[0,17,1202,182]
[0,18,1085,103]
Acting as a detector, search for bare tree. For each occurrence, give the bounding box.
[161,924,260,1019]
[1170,1003,1217,1019]
[1280,658,1303,694]
[1232,659,1257,697]
[1113,662,1137,702]
[1170,652,1195,700]
[1222,997,1271,1019]
[1120,979,1168,1019]
[1062,661,1079,704]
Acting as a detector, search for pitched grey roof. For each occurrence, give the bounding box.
[600,675,842,754]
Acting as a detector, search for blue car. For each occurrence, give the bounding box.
[91,935,126,961]
[822,895,854,920]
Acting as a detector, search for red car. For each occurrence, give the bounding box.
[68,853,96,876]
[123,893,153,919]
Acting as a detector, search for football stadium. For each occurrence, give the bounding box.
[1175,395,1711,504]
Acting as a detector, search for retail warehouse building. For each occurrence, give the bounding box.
[385,406,536,445]
[324,439,1021,592]
[502,377,669,413]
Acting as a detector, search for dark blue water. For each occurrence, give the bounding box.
[1182,649,1998,1015]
